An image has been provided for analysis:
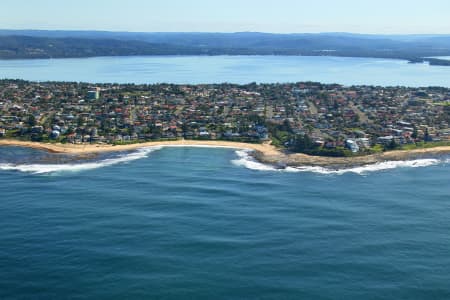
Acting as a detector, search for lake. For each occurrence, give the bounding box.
[1,55,450,87]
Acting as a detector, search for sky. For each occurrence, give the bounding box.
[1,0,450,34]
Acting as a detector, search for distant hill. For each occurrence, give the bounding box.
[0,35,203,59]
[0,30,450,64]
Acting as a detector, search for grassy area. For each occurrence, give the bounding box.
[370,144,384,153]
[400,141,450,151]
[4,129,21,138]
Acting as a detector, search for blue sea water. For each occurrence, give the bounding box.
[1,55,450,87]
[1,146,450,299]
[2,54,450,298]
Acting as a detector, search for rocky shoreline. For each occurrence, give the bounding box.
[254,148,450,168]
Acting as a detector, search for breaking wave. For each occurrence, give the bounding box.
[232,150,301,173]
[0,146,447,175]
[0,147,161,174]
[0,145,238,175]
[232,149,443,175]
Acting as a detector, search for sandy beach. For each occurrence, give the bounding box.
[0,139,280,156]
[1,139,450,167]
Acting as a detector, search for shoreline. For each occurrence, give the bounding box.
[1,139,450,168]
[0,139,281,156]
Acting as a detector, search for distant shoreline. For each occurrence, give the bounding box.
[1,54,449,67]
[1,32,450,66]
[1,139,450,168]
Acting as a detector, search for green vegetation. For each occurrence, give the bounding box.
[400,141,450,150]
[370,144,384,153]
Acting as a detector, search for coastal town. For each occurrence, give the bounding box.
[0,79,449,156]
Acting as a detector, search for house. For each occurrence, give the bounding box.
[377,136,395,145]
[199,127,210,137]
[346,139,360,153]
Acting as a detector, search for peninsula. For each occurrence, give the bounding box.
[1,80,450,167]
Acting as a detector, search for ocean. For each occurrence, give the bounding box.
[1,146,450,299]
[1,55,450,87]
[2,53,450,298]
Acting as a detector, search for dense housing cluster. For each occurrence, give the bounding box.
[1,80,449,155]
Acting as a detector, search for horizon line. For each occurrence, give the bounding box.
[1,28,450,36]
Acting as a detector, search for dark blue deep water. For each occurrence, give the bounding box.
[1,146,450,299]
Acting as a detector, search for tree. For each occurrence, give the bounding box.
[385,138,398,150]
[411,126,418,139]
[27,115,36,127]
[281,119,293,133]
[292,134,313,153]
[424,128,431,142]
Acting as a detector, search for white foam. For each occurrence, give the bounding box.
[292,159,440,175]
[232,149,280,171]
[232,149,441,175]
[0,147,161,174]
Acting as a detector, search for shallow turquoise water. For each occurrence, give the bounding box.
[1,55,450,87]
[1,146,450,299]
